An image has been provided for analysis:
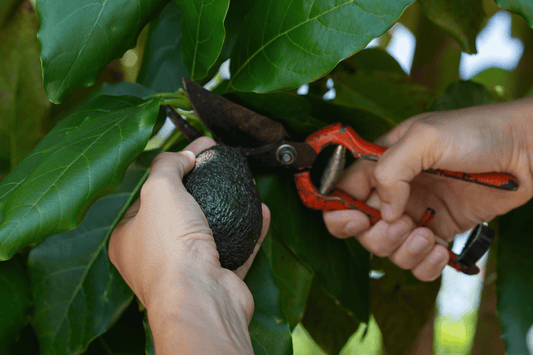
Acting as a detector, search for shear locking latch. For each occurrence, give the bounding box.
[456,223,495,269]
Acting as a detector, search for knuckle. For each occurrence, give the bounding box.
[393,258,414,270]
[371,245,392,258]
[410,121,440,141]
[372,164,393,186]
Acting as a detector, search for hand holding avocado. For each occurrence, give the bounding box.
[109,136,269,354]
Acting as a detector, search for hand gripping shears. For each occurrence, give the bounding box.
[166,79,518,275]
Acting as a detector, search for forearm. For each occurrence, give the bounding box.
[147,308,251,355]
[146,272,254,355]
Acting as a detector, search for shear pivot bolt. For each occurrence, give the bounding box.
[276,144,297,165]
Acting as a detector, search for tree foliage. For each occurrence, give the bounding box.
[1,0,532,353]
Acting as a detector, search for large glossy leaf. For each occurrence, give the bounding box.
[228,0,415,92]
[333,71,433,123]
[36,0,169,103]
[270,236,313,331]
[430,81,493,111]
[495,0,533,27]
[176,0,229,81]
[302,277,360,355]
[419,0,485,54]
[27,150,158,355]
[497,199,533,355]
[370,258,441,354]
[245,247,293,355]
[0,95,160,260]
[256,173,370,323]
[306,95,395,143]
[136,2,189,92]
[0,4,51,170]
[0,255,32,353]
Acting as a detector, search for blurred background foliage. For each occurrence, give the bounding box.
[1,0,533,354]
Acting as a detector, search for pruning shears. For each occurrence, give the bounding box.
[166,79,518,276]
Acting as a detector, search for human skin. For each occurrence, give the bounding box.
[109,137,268,355]
[323,97,533,281]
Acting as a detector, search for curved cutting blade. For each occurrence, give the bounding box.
[183,78,288,147]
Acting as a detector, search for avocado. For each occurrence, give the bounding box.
[183,145,263,270]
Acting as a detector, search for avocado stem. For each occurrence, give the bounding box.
[164,105,203,142]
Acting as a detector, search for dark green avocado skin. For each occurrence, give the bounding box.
[183,145,263,270]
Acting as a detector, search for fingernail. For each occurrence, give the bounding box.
[183,150,195,160]
[382,204,394,220]
[387,220,409,239]
[409,235,430,253]
[429,247,448,265]
[344,221,359,236]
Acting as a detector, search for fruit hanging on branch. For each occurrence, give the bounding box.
[164,105,263,271]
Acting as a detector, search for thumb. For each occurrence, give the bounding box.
[373,123,441,222]
[234,204,271,279]
[148,150,196,182]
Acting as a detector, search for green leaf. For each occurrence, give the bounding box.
[245,247,293,355]
[8,323,39,354]
[137,2,189,92]
[176,0,230,81]
[84,302,146,355]
[270,237,313,331]
[256,173,370,323]
[306,95,396,143]
[0,4,51,170]
[495,0,533,27]
[332,47,405,76]
[471,67,513,101]
[143,312,155,355]
[370,258,441,354]
[419,0,485,54]
[0,255,32,353]
[0,0,22,29]
[27,150,158,355]
[36,0,169,103]
[322,49,433,124]
[333,71,433,123]
[302,278,360,355]
[497,199,533,355]
[430,81,494,111]
[0,95,160,260]
[228,0,415,92]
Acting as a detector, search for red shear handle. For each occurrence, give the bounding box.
[295,172,480,275]
[305,123,519,191]
[294,170,382,225]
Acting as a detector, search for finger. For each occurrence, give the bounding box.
[184,136,216,155]
[147,151,196,184]
[234,204,271,279]
[146,136,217,184]
[336,159,376,201]
[323,209,370,239]
[411,244,449,281]
[388,227,435,270]
[373,122,441,223]
[355,215,415,257]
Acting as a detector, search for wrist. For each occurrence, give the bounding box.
[506,98,533,173]
[145,265,253,354]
